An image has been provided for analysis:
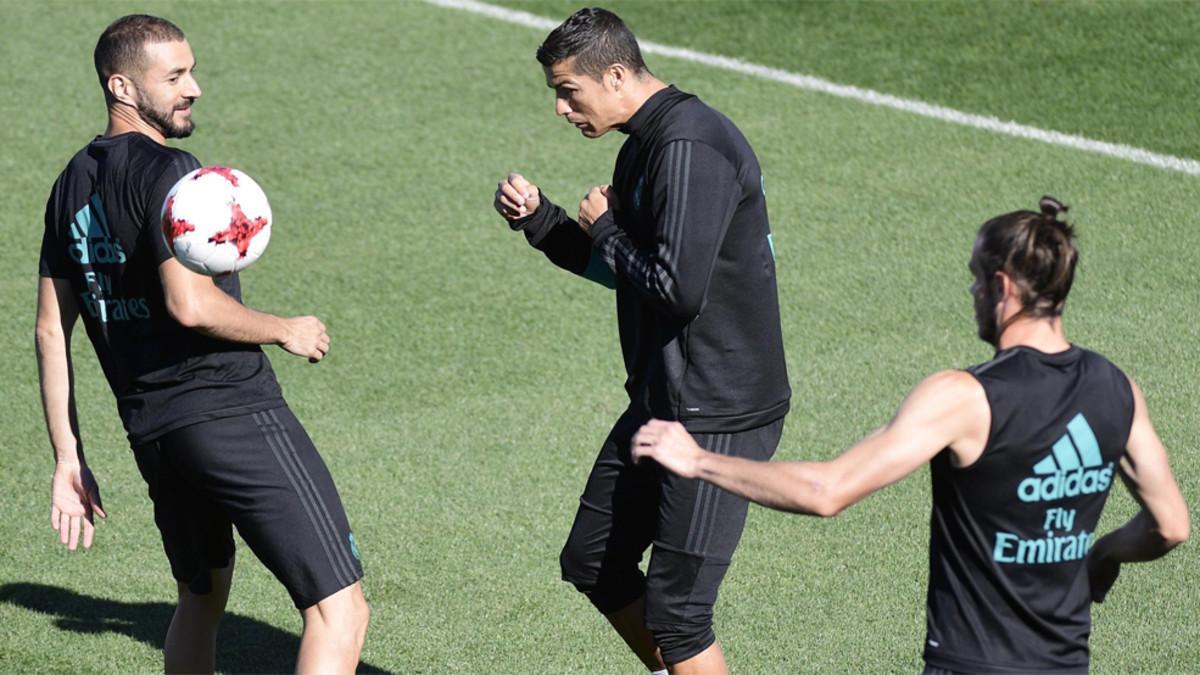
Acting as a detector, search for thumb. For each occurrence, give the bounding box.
[603,185,619,207]
[90,489,107,519]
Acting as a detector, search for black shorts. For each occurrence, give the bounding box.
[132,406,363,609]
[560,409,785,664]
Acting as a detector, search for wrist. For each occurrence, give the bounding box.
[274,315,294,347]
[589,210,617,244]
[691,449,714,481]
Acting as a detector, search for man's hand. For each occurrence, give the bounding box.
[50,461,106,551]
[632,420,704,479]
[1087,549,1121,603]
[281,316,329,363]
[494,173,541,221]
[578,185,617,236]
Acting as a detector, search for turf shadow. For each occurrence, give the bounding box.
[0,582,390,673]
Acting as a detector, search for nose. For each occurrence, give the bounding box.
[555,97,571,117]
[184,74,202,99]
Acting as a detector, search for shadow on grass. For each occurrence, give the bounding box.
[0,582,390,673]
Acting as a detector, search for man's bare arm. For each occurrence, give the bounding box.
[36,276,106,550]
[634,370,989,516]
[1087,376,1189,602]
[159,257,329,361]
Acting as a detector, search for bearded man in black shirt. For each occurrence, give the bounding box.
[37,15,367,673]
[494,8,790,674]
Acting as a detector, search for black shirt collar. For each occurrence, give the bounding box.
[622,85,693,137]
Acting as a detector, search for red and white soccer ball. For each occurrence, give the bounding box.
[161,166,272,275]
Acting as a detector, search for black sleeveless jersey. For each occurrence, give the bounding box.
[39,133,283,444]
[924,346,1134,673]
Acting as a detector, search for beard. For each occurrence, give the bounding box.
[973,291,999,347]
[976,310,998,346]
[136,90,195,139]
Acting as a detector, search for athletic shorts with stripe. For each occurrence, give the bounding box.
[132,405,363,609]
[559,408,785,665]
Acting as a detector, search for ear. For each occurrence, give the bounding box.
[994,271,1019,303]
[606,63,628,91]
[107,73,138,106]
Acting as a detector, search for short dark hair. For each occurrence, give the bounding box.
[973,196,1079,320]
[94,15,186,101]
[536,7,648,80]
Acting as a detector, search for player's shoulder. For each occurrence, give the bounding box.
[669,97,723,132]
[48,139,103,200]
[127,134,200,172]
[57,137,102,176]
[1074,344,1123,371]
[917,369,986,401]
[1075,344,1135,399]
[657,90,753,163]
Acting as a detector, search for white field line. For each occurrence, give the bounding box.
[425,0,1200,177]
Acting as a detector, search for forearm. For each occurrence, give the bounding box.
[591,142,737,319]
[184,291,289,345]
[35,328,83,465]
[513,194,595,278]
[695,453,839,516]
[165,272,288,345]
[1093,511,1186,564]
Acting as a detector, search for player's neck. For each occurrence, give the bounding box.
[622,76,668,121]
[106,105,165,145]
[997,315,1070,353]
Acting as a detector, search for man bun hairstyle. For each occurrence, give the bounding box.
[537,7,649,80]
[974,195,1079,319]
[94,14,187,102]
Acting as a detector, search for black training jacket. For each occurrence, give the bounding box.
[513,86,790,433]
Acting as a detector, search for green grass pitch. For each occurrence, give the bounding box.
[1,1,1196,672]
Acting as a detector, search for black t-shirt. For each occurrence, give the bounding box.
[40,132,283,444]
[924,346,1134,673]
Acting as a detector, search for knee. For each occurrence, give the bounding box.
[644,565,717,665]
[308,583,369,651]
[560,539,646,614]
[176,566,233,623]
[349,588,369,646]
[343,585,370,649]
[644,608,715,666]
[559,538,597,591]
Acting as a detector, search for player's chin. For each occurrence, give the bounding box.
[166,120,196,139]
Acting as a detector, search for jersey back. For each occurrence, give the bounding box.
[924,346,1134,673]
[40,133,283,444]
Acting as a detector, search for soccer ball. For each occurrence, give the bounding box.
[161,166,272,275]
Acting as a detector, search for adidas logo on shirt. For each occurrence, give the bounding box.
[1016,413,1114,503]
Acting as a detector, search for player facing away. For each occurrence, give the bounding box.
[493,8,790,675]
[634,197,1190,673]
[36,15,368,674]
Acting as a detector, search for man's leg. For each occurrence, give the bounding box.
[644,417,785,672]
[164,564,234,674]
[559,411,663,671]
[133,439,238,675]
[604,596,663,671]
[667,642,726,675]
[162,407,367,672]
[297,581,369,675]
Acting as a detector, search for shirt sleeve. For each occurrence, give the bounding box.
[589,139,741,320]
[39,178,73,279]
[142,151,202,266]
[510,190,614,288]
